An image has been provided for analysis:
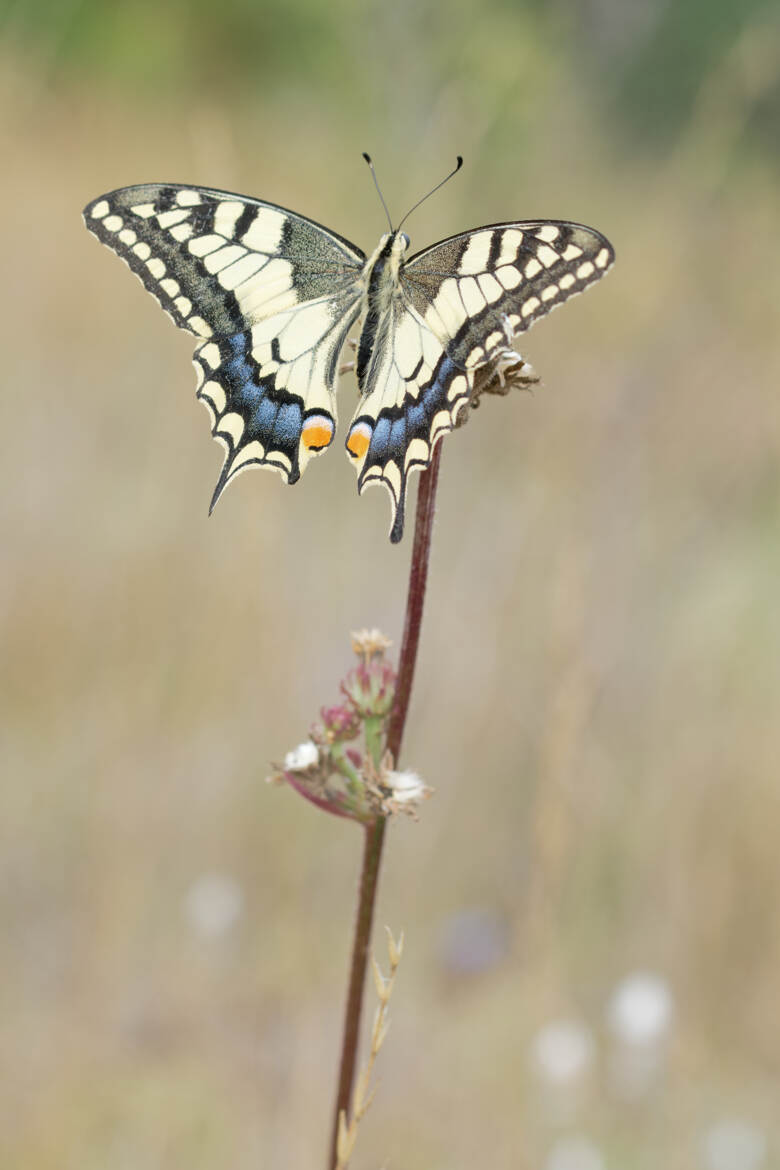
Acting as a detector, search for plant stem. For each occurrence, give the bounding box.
[327,443,443,1170]
[386,442,443,765]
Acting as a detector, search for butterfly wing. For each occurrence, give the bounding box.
[83,184,365,500]
[346,220,614,542]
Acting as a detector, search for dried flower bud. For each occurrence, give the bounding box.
[319,703,362,742]
[385,769,427,802]
[362,756,432,818]
[351,628,392,662]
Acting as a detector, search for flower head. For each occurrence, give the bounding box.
[268,630,429,824]
[284,740,320,772]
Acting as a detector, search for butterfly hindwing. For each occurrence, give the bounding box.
[346,220,614,541]
[194,290,361,501]
[84,184,365,495]
[346,302,469,541]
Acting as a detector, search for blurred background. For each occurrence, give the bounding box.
[2,0,779,1166]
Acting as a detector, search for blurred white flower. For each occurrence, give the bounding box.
[531,1019,595,1122]
[533,1019,595,1085]
[606,971,674,1100]
[608,971,673,1044]
[701,1119,767,1170]
[284,741,319,771]
[546,1135,606,1170]
[184,872,244,940]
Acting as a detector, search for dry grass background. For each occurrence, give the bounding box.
[1,5,779,1166]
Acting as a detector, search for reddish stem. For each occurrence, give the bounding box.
[327,443,443,1169]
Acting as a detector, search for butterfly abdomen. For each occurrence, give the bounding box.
[356,232,409,390]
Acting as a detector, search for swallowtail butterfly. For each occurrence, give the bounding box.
[84,165,613,541]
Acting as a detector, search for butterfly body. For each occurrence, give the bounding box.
[84,181,614,542]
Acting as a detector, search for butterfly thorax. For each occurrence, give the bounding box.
[356,231,410,391]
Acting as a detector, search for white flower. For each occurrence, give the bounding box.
[184,873,244,940]
[385,769,426,802]
[284,741,319,771]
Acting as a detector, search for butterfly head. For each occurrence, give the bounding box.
[377,230,410,253]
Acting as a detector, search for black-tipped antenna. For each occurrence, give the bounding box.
[397,156,463,231]
[362,152,393,233]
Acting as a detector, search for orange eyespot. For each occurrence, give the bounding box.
[346,421,372,461]
[301,415,334,451]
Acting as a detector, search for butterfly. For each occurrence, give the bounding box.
[83,161,614,542]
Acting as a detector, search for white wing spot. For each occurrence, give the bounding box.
[104,215,123,232]
[277,300,334,360]
[521,296,541,317]
[146,257,165,279]
[176,190,202,207]
[478,273,504,303]
[118,228,137,245]
[157,208,190,229]
[133,241,151,260]
[559,273,576,290]
[426,278,467,335]
[394,314,425,380]
[536,245,559,268]
[130,203,156,219]
[188,234,226,258]
[541,285,558,302]
[431,409,452,442]
[213,201,245,237]
[595,247,611,268]
[496,264,522,290]
[497,229,524,266]
[524,258,542,279]
[242,208,286,253]
[203,244,247,274]
[535,225,560,242]
[230,440,267,472]
[458,232,492,276]
[90,200,110,219]
[170,222,194,242]
[576,261,595,280]
[199,343,221,369]
[217,412,245,445]
[200,379,226,414]
[175,295,192,317]
[562,243,583,261]
[188,316,213,336]
[216,253,267,291]
[458,276,486,317]
[160,277,180,297]
[381,460,402,500]
[447,373,469,403]
[404,437,430,469]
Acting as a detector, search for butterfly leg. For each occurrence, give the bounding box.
[339,337,359,375]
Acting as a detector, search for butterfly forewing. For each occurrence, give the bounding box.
[403,220,614,363]
[84,184,365,494]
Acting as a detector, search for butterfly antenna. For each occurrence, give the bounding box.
[397,156,463,231]
[362,152,394,233]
